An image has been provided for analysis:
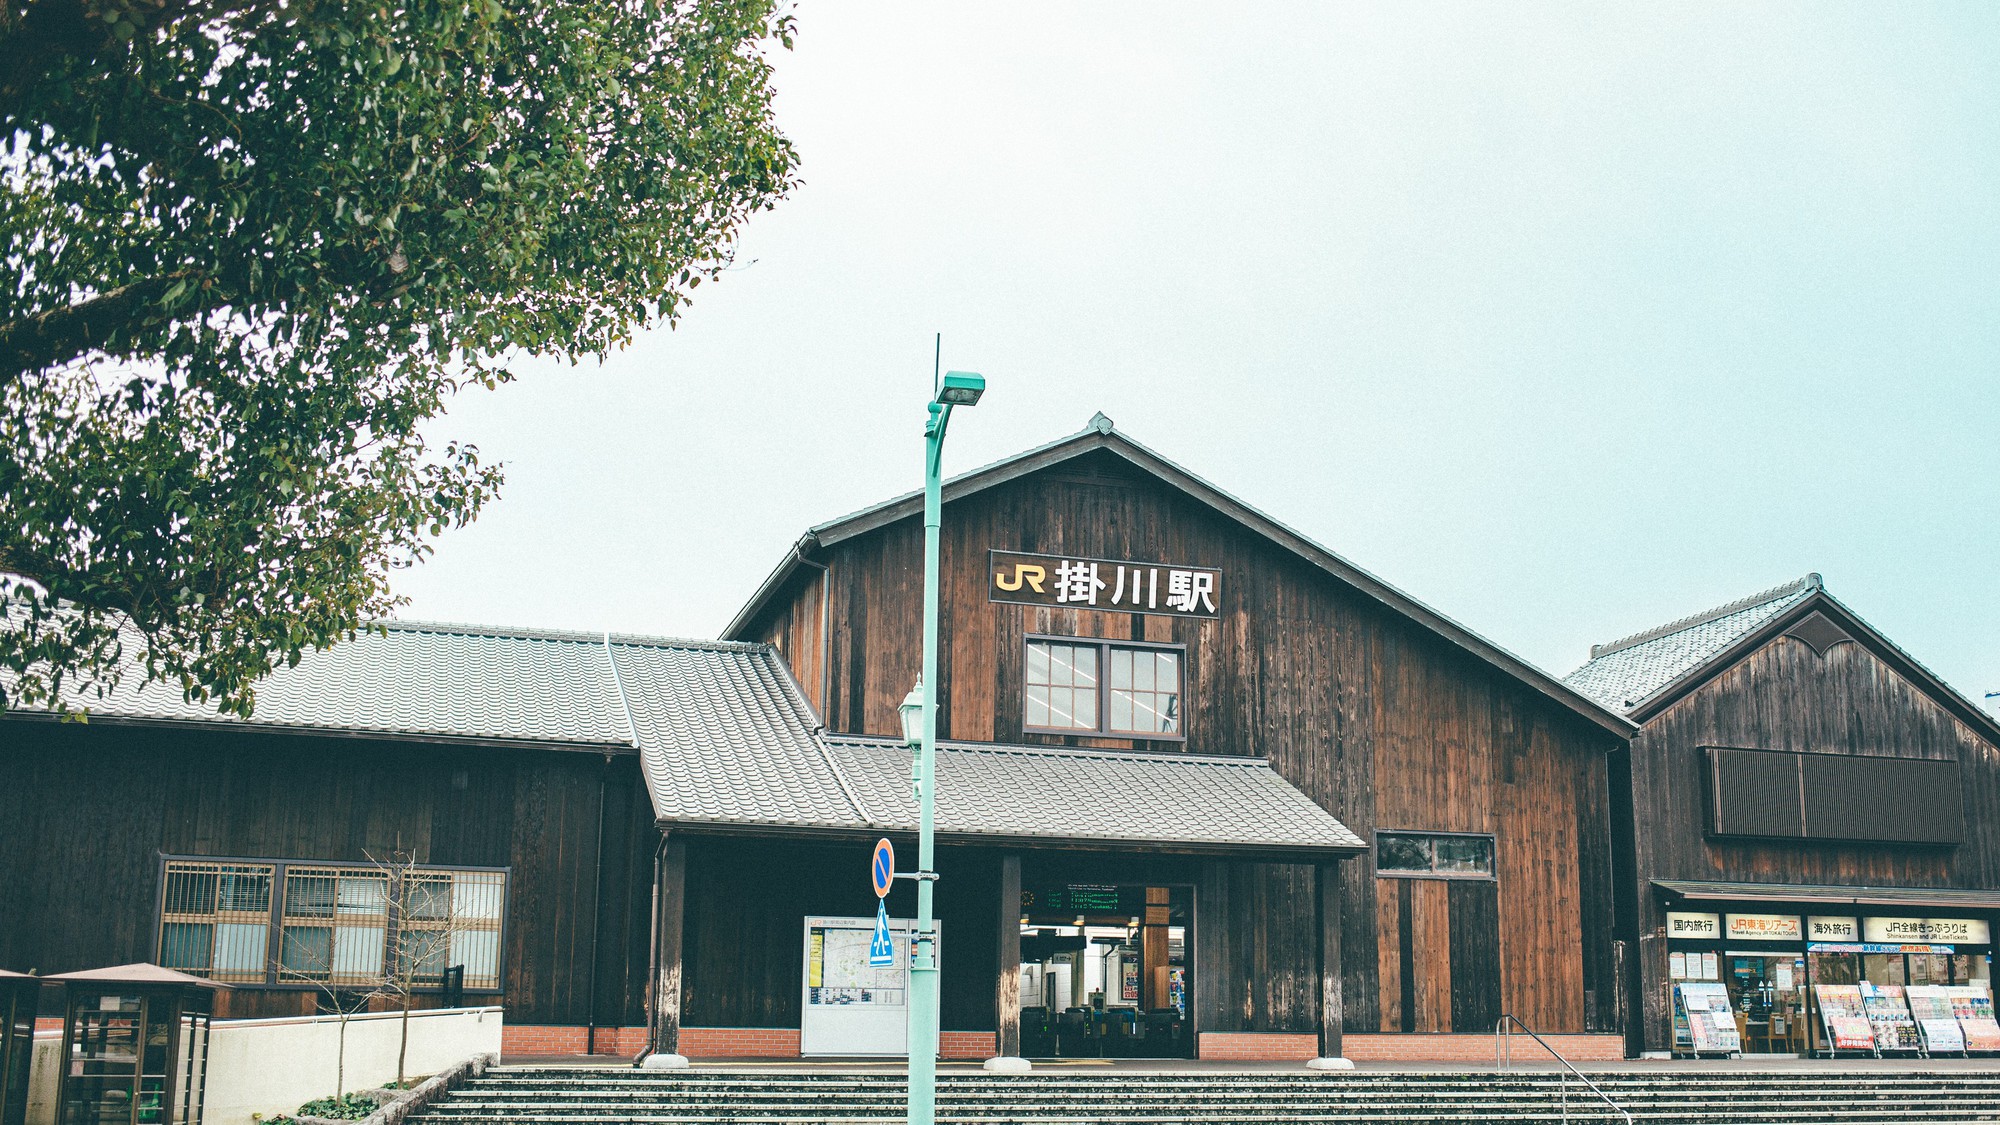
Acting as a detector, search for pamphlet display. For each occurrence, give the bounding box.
[1907,986,1965,1054]
[1945,986,2000,1052]
[1675,982,1741,1055]
[1814,985,1876,1054]
[1858,982,1921,1052]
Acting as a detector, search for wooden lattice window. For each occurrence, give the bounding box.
[159,860,275,983]
[277,866,390,986]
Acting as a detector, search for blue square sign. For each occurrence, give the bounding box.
[869,900,895,967]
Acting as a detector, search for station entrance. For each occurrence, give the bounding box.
[1017,882,1192,1058]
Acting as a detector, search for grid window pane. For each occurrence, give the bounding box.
[214,923,268,974]
[451,930,501,983]
[1107,646,1181,736]
[333,926,388,978]
[160,861,275,982]
[1433,835,1494,875]
[1376,834,1431,872]
[1025,642,1097,731]
[280,926,333,974]
[159,923,212,973]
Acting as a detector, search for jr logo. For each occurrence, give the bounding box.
[994,562,1047,593]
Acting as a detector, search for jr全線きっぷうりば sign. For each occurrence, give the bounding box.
[989,550,1220,619]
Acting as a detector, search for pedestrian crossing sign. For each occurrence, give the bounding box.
[869,900,894,967]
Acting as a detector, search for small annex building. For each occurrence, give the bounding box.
[1566,574,2000,1058]
[2,414,1641,1063]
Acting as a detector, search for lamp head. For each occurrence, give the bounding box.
[936,370,986,407]
[898,682,924,748]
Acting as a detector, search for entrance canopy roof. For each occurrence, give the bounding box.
[1656,879,2000,912]
[611,638,1364,859]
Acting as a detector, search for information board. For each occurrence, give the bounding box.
[1859,982,1921,1052]
[1815,985,1877,1053]
[1908,987,1965,1053]
[1945,986,2000,1052]
[1024,884,1128,914]
[1675,982,1741,1054]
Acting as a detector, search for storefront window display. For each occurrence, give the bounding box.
[1669,908,1996,1057]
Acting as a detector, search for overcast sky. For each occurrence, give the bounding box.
[398,3,2000,707]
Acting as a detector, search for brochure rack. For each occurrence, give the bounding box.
[1814,985,1878,1058]
[1674,982,1741,1057]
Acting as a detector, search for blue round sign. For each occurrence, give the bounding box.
[871,838,895,898]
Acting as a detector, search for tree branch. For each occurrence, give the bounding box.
[0,270,199,385]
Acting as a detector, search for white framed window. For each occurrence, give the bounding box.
[1025,636,1184,739]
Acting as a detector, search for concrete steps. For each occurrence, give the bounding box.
[408,1067,2000,1124]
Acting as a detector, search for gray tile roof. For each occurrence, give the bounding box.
[15,620,637,747]
[1562,575,1821,713]
[820,735,1367,852]
[12,618,1360,854]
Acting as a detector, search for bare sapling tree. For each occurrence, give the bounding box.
[272,866,395,1105]
[364,848,499,1089]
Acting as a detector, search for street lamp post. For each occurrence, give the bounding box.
[900,369,984,1125]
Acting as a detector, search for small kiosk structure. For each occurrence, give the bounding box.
[45,965,221,1125]
[0,969,39,1125]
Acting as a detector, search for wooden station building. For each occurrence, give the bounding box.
[0,413,1637,1062]
[703,412,1634,1061]
[1566,575,2000,1057]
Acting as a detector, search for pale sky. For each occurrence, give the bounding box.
[398,3,2000,708]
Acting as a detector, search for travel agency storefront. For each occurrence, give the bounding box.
[1658,887,1998,1056]
[1566,574,2000,1060]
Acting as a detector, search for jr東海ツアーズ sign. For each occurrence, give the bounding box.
[989,550,1220,619]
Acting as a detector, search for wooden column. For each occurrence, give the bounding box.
[995,854,1022,1057]
[1317,861,1344,1059]
[652,833,687,1056]
[1142,887,1171,1008]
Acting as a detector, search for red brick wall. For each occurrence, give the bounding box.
[679,1027,802,1058]
[667,1028,995,1060]
[502,1025,650,1056]
[1197,1032,1319,1060]
[1342,1033,1625,1062]
[938,1031,997,1059]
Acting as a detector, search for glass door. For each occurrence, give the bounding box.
[1726,953,1809,1054]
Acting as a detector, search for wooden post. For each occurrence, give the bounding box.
[653,834,687,1057]
[995,854,1022,1058]
[1317,861,1344,1060]
[1142,887,1170,1009]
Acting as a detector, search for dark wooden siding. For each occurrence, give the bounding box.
[0,720,654,1026]
[740,448,1622,1035]
[1625,628,2000,1051]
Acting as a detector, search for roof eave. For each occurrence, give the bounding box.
[1,710,639,755]
[655,816,1364,861]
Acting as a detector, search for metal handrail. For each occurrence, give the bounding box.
[1496,1014,1634,1125]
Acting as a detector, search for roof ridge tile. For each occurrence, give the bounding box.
[1587,574,1820,659]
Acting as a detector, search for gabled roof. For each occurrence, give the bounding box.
[725,413,1633,739]
[45,962,227,989]
[1563,575,1822,713]
[1565,575,2000,742]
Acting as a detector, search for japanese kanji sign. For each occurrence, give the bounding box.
[988,550,1221,619]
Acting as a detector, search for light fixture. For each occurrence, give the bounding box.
[899,681,923,748]
[936,370,986,406]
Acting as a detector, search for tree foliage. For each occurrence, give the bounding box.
[1,0,796,714]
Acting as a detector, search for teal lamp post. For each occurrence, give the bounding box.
[897,369,985,1125]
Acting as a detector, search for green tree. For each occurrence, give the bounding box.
[0,0,796,714]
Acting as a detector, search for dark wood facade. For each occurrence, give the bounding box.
[1617,598,2000,1052]
[730,440,1627,1038]
[0,719,655,1027]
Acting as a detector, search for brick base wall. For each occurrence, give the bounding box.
[502,1025,650,1057]
[1342,1033,1626,1062]
[1197,1032,1320,1060]
[939,1031,998,1059]
[671,1028,997,1060]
